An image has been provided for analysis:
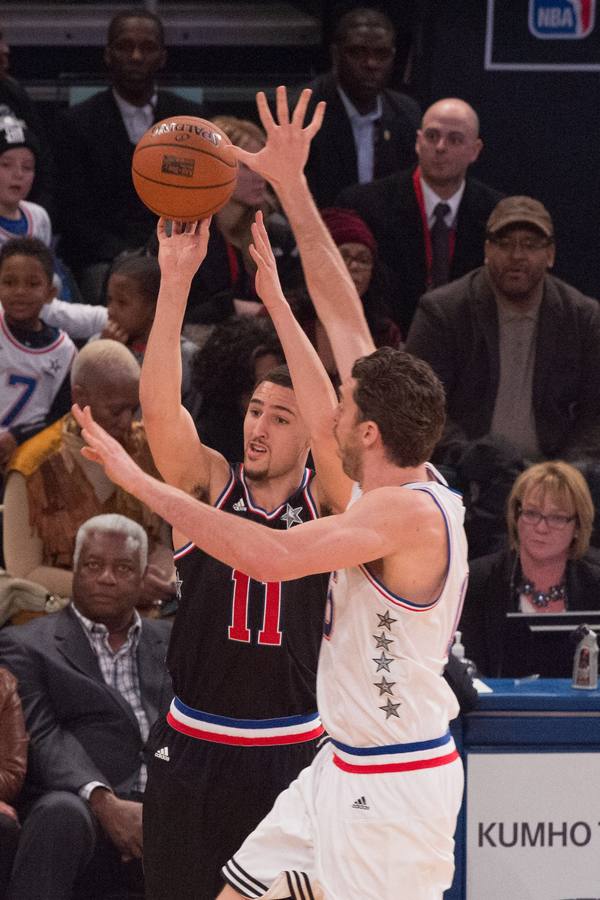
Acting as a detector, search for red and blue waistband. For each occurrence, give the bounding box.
[331,730,459,774]
[167,696,324,747]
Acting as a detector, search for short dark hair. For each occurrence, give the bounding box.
[110,255,161,307]
[333,6,396,44]
[254,363,292,392]
[0,236,53,284]
[107,9,165,47]
[351,348,445,467]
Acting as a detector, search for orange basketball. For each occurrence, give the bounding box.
[132,116,238,221]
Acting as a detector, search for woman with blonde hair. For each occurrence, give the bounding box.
[459,460,600,677]
[180,115,297,325]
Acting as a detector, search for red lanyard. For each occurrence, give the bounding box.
[226,240,240,287]
[412,167,456,288]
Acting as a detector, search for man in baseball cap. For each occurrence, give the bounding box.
[406,192,600,474]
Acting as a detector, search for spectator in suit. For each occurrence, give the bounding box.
[0,666,28,899]
[405,196,600,466]
[302,6,420,208]
[0,514,172,900]
[337,96,502,331]
[55,9,206,303]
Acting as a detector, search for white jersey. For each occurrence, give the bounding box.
[0,200,52,247]
[0,311,76,431]
[318,465,469,750]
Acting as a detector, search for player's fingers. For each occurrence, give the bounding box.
[305,100,326,138]
[157,217,168,238]
[255,91,276,132]
[199,216,212,238]
[275,85,290,126]
[229,145,257,169]
[80,446,102,463]
[291,88,311,127]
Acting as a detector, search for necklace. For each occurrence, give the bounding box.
[516,578,567,609]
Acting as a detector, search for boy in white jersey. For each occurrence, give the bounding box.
[72,89,468,900]
[0,236,75,469]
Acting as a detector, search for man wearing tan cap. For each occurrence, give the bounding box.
[406,195,600,466]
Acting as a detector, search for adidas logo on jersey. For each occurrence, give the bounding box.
[154,746,170,761]
[351,796,369,810]
[233,499,247,512]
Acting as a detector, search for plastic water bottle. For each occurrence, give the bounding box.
[572,625,599,690]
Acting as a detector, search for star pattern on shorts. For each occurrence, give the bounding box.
[380,698,401,719]
[376,611,397,631]
[174,569,183,601]
[373,676,396,696]
[372,651,393,672]
[373,631,394,651]
[281,503,303,528]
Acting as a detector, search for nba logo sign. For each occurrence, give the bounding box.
[529,0,596,38]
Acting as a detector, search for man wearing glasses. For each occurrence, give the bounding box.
[405,195,600,466]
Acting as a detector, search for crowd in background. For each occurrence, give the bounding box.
[1,4,600,898]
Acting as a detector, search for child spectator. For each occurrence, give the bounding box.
[0,236,76,468]
[0,116,78,301]
[92,254,198,413]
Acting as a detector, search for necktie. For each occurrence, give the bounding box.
[430,202,451,287]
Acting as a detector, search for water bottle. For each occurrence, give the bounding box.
[571,625,599,690]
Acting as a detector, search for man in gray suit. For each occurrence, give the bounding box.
[0,513,172,900]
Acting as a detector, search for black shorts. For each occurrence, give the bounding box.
[143,716,321,900]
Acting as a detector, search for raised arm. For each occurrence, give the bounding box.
[249,212,352,513]
[231,87,375,383]
[139,218,229,497]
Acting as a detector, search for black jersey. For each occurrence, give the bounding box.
[167,464,328,741]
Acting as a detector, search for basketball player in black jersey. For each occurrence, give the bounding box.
[132,163,353,894]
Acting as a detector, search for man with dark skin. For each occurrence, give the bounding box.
[55,9,206,300]
[0,514,172,900]
[303,6,420,206]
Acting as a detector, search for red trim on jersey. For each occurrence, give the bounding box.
[412,167,456,289]
[333,748,459,774]
[0,312,66,355]
[166,711,324,746]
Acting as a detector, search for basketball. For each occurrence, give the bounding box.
[131,116,238,221]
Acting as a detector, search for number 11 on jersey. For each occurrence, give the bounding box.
[229,570,283,646]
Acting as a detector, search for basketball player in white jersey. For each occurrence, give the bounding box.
[72,88,468,900]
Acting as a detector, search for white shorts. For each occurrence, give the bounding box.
[222,739,464,900]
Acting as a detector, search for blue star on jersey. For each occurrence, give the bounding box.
[281,503,303,528]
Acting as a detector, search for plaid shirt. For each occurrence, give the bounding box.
[72,604,149,791]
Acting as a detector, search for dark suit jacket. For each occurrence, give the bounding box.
[0,606,172,799]
[405,267,600,461]
[55,88,206,268]
[337,168,503,331]
[460,546,600,677]
[302,72,420,209]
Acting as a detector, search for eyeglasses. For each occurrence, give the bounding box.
[488,236,553,254]
[339,250,373,270]
[519,507,576,530]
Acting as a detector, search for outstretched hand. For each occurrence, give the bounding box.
[72,404,145,494]
[156,217,212,282]
[230,86,325,188]
[249,211,288,313]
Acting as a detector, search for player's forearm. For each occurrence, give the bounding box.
[268,300,337,437]
[139,276,190,417]
[126,469,308,582]
[274,176,375,378]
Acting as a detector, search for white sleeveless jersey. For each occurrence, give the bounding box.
[317,465,469,748]
[0,312,76,430]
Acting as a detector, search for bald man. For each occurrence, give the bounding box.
[3,339,173,604]
[337,96,503,331]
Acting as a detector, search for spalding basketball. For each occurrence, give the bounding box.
[132,116,238,221]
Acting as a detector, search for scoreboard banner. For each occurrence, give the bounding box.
[485,0,600,69]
